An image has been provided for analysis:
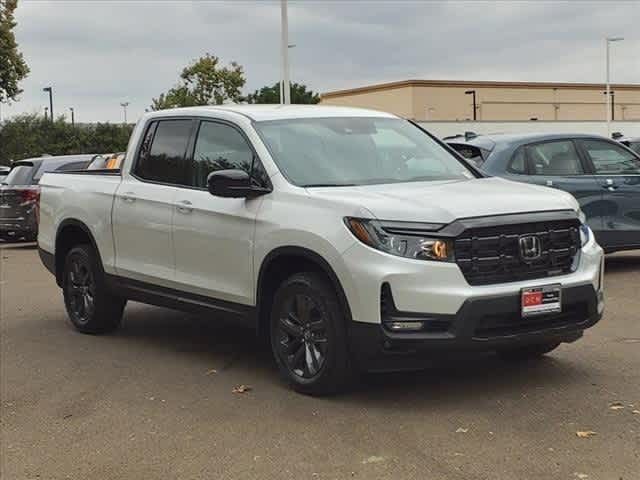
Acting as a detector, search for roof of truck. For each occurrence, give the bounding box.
[147,104,397,122]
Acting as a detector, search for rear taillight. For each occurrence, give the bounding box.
[19,187,40,206]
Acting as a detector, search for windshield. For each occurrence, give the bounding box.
[3,164,35,186]
[255,117,475,187]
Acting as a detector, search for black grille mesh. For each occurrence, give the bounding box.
[455,219,581,286]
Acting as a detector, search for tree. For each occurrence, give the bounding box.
[0,0,29,103]
[245,82,320,104]
[151,53,245,110]
[0,114,133,165]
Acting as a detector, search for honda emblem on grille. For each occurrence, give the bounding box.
[519,235,542,262]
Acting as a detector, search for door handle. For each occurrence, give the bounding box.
[603,179,618,191]
[176,200,193,213]
[121,192,136,203]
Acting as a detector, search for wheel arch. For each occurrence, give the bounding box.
[255,246,353,337]
[54,219,104,287]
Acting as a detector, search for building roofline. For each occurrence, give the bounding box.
[321,79,640,99]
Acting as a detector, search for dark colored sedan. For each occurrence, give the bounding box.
[447,133,640,253]
[0,155,93,242]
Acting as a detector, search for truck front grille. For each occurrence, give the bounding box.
[454,219,581,286]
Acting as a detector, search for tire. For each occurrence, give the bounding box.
[497,341,561,361]
[62,244,126,334]
[270,272,353,395]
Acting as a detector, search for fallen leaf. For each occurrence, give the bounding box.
[205,369,218,375]
[573,473,589,479]
[62,414,73,420]
[361,456,385,464]
[609,402,625,410]
[632,410,640,415]
[232,385,252,394]
[576,430,597,438]
[455,428,469,433]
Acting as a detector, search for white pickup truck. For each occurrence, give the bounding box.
[38,105,605,394]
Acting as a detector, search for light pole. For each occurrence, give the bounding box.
[605,36,624,136]
[69,107,75,127]
[465,90,477,121]
[280,0,291,105]
[43,86,54,121]
[602,90,615,120]
[120,102,130,124]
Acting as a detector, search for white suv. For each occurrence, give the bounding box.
[37,105,604,394]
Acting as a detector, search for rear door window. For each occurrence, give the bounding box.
[579,139,640,175]
[527,141,584,175]
[3,164,35,185]
[508,147,527,174]
[134,120,194,184]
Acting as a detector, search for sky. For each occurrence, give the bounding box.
[2,0,639,123]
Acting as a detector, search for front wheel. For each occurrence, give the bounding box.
[497,341,561,361]
[270,272,353,395]
[62,244,126,334]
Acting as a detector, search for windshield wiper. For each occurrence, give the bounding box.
[302,183,358,188]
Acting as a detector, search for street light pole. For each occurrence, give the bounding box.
[280,0,291,105]
[43,87,54,121]
[605,36,624,137]
[465,90,477,121]
[69,107,75,127]
[120,102,130,124]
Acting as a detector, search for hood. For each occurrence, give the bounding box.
[306,177,578,223]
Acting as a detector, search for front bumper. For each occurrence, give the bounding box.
[339,228,604,371]
[349,283,603,371]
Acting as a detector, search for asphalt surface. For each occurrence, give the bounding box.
[1,245,638,480]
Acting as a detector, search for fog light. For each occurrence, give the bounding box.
[388,321,424,331]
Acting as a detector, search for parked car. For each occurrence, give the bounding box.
[37,106,604,395]
[0,166,10,182]
[0,155,93,242]
[447,133,640,253]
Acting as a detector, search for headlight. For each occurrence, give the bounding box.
[577,208,586,224]
[344,217,454,261]
[579,224,591,247]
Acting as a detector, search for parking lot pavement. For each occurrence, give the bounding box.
[1,246,638,480]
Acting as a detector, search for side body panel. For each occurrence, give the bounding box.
[38,174,122,273]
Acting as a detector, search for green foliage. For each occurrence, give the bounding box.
[244,82,320,104]
[0,0,29,103]
[0,114,133,165]
[152,53,245,110]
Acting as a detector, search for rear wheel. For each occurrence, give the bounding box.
[270,272,353,395]
[62,244,126,334]
[497,341,561,361]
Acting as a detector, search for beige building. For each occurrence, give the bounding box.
[320,79,640,122]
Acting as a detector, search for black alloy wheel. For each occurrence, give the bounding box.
[270,272,353,395]
[62,244,126,334]
[275,293,329,379]
[65,254,96,325]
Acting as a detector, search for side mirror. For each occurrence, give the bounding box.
[207,169,272,198]
[207,169,252,198]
